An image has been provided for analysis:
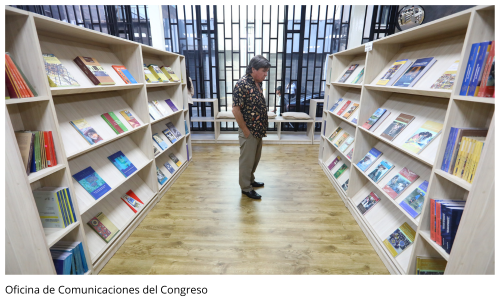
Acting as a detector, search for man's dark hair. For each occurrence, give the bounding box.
[276,85,282,94]
[246,55,271,75]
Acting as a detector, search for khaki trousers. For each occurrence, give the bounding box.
[238,128,263,192]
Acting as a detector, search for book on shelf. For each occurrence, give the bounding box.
[153,145,160,157]
[333,163,348,179]
[5,52,37,98]
[416,257,447,275]
[336,100,352,116]
[87,212,120,243]
[477,41,495,97]
[376,59,413,86]
[430,199,465,243]
[72,167,111,200]
[50,250,73,275]
[152,133,169,150]
[160,66,181,82]
[112,65,138,84]
[350,68,364,84]
[452,136,486,182]
[15,130,57,174]
[187,145,190,161]
[51,241,89,275]
[328,156,341,170]
[460,43,482,95]
[70,119,104,145]
[148,102,163,120]
[328,127,342,142]
[338,64,358,83]
[382,167,419,200]
[383,222,416,258]
[346,148,354,160]
[14,131,35,175]
[185,120,190,134]
[121,190,144,213]
[442,206,465,253]
[156,166,168,185]
[342,103,359,119]
[367,160,394,183]
[42,53,80,87]
[466,41,492,96]
[338,136,354,153]
[399,180,428,218]
[356,147,382,172]
[402,120,443,154]
[74,56,115,85]
[101,112,128,134]
[165,99,179,112]
[152,100,169,116]
[143,64,159,83]
[393,57,437,87]
[341,179,349,192]
[351,116,358,125]
[162,128,177,143]
[166,121,183,139]
[362,108,390,131]
[440,127,488,174]
[333,132,349,148]
[33,187,76,228]
[356,192,381,215]
[108,151,137,178]
[380,113,415,141]
[430,60,460,90]
[120,110,141,128]
[164,162,176,174]
[147,64,169,82]
[169,153,182,167]
[5,69,22,98]
[329,98,344,113]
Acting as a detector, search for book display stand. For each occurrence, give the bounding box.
[320,6,494,274]
[5,6,192,274]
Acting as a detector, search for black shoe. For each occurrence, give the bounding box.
[251,181,265,187]
[242,190,262,199]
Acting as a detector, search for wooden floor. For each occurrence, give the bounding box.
[100,144,389,275]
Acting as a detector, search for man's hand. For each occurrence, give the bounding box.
[243,127,251,138]
[233,105,251,138]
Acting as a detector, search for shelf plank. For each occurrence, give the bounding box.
[154,135,186,158]
[151,109,184,125]
[28,164,66,183]
[191,116,215,122]
[146,82,181,88]
[364,84,452,98]
[6,96,50,105]
[327,110,357,127]
[315,117,322,123]
[325,137,352,163]
[433,169,472,191]
[274,116,315,123]
[51,83,144,96]
[419,230,450,261]
[45,221,80,247]
[331,82,363,89]
[158,160,188,190]
[453,95,495,104]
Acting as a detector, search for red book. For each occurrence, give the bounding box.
[336,100,351,116]
[102,113,125,134]
[120,190,144,213]
[112,65,131,84]
[477,41,495,97]
[43,131,52,167]
[436,202,443,246]
[48,131,57,166]
[430,198,436,241]
[5,70,21,98]
[5,54,33,98]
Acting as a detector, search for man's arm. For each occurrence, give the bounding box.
[233,105,250,138]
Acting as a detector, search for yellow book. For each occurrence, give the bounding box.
[143,65,159,83]
[462,139,477,180]
[468,138,485,183]
[453,137,469,176]
[466,141,479,183]
[147,64,169,82]
[160,66,180,82]
[457,137,473,178]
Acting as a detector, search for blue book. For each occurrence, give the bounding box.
[121,69,138,84]
[460,43,481,95]
[356,147,382,172]
[443,206,465,253]
[467,41,492,96]
[107,151,137,178]
[441,127,458,172]
[63,188,77,223]
[57,190,70,227]
[51,241,84,275]
[30,142,36,173]
[184,120,190,134]
[329,98,344,112]
[399,180,428,218]
[393,57,436,87]
[156,167,168,185]
[72,167,111,200]
[164,162,175,174]
[50,250,73,275]
[77,242,89,273]
[153,133,169,150]
[162,128,177,143]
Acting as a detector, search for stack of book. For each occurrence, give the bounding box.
[429,199,465,254]
[33,187,77,229]
[5,52,37,99]
[416,257,447,275]
[50,241,89,275]
[460,41,495,97]
[15,131,57,175]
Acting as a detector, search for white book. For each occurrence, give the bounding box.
[148,102,163,120]
[33,187,66,228]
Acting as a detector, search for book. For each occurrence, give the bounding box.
[148,103,163,120]
[185,120,190,134]
[162,128,177,143]
[382,167,420,200]
[430,60,460,90]
[467,41,492,96]
[112,65,138,84]
[143,64,159,83]
[328,156,341,170]
[356,192,381,215]
[333,163,348,179]
[346,148,354,160]
[73,56,115,85]
[334,132,349,148]
[5,69,22,98]
[356,147,382,172]
[338,64,358,83]
[402,120,443,154]
[6,52,33,97]
[33,187,72,228]
[341,179,349,192]
[380,113,415,141]
[156,166,168,185]
[336,100,351,116]
[6,52,37,97]
[72,167,111,200]
[478,41,495,97]
[383,223,416,257]
[50,250,73,275]
[460,43,481,95]
[338,136,354,153]
[87,212,120,243]
[453,136,486,181]
[393,57,437,87]
[148,64,169,82]
[399,180,428,218]
[367,160,394,183]
[120,110,141,128]
[153,146,160,156]
[440,128,488,173]
[416,257,447,275]
[164,162,176,174]
[42,53,79,87]
[108,151,137,178]
[376,59,413,86]
[169,153,182,167]
[343,103,359,119]
[160,66,181,82]
[166,122,183,139]
[120,190,144,213]
[328,127,342,142]
[165,99,179,112]
[14,131,34,175]
[362,108,389,131]
[152,133,169,150]
[51,241,88,274]
[101,112,128,134]
[351,68,364,84]
[329,98,344,113]
[70,119,103,145]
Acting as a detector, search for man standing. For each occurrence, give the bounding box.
[232,55,271,199]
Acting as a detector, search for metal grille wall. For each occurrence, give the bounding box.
[361,6,398,44]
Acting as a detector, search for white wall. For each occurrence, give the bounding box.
[347,5,366,49]
[148,5,165,50]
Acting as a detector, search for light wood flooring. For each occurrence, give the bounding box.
[99,144,389,274]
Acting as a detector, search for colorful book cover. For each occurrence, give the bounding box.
[156,166,168,185]
[148,103,163,120]
[6,52,38,96]
[107,151,137,178]
[393,57,436,87]
[120,110,141,128]
[338,64,358,83]
[166,122,183,138]
[351,68,364,84]
[328,156,341,170]
[72,167,111,200]
[341,179,349,192]
[70,119,103,145]
[148,64,169,82]
[184,120,190,134]
[383,223,416,257]
[74,56,115,85]
[368,160,394,183]
[144,65,159,83]
[153,146,160,156]
[430,60,460,90]
[363,108,387,130]
[380,113,415,141]
[42,53,79,87]
[346,148,354,160]
[101,112,128,134]
[460,43,481,95]
[333,163,348,179]
[160,66,180,82]
[339,136,354,153]
[120,190,144,213]
[333,132,349,148]
[416,257,447,275]
[402,120,443,154]
[343,103,359,119]
[478,41,495,97]
[376,59,412,86]
[169,153,182,167]
[162,128,177,143]
[87,212,120,243]
[399,180,428,218]
[328,127,342,142]
[164,162,176,174]
[329,98,344,113]
[153,133,169,150]
[112,65,138,84]
[152,100,169,116]
[467,41,492,96]
[356,192,381,215]
[382,167,420,199]
[165,99,179,112]
[357,147,382,172]
[336,100,352,116]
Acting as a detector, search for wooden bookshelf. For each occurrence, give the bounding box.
[320,5,495,274]
[5,6,192,274]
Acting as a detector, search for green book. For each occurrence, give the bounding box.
[34,131,40,171]
[101,112,128,134]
